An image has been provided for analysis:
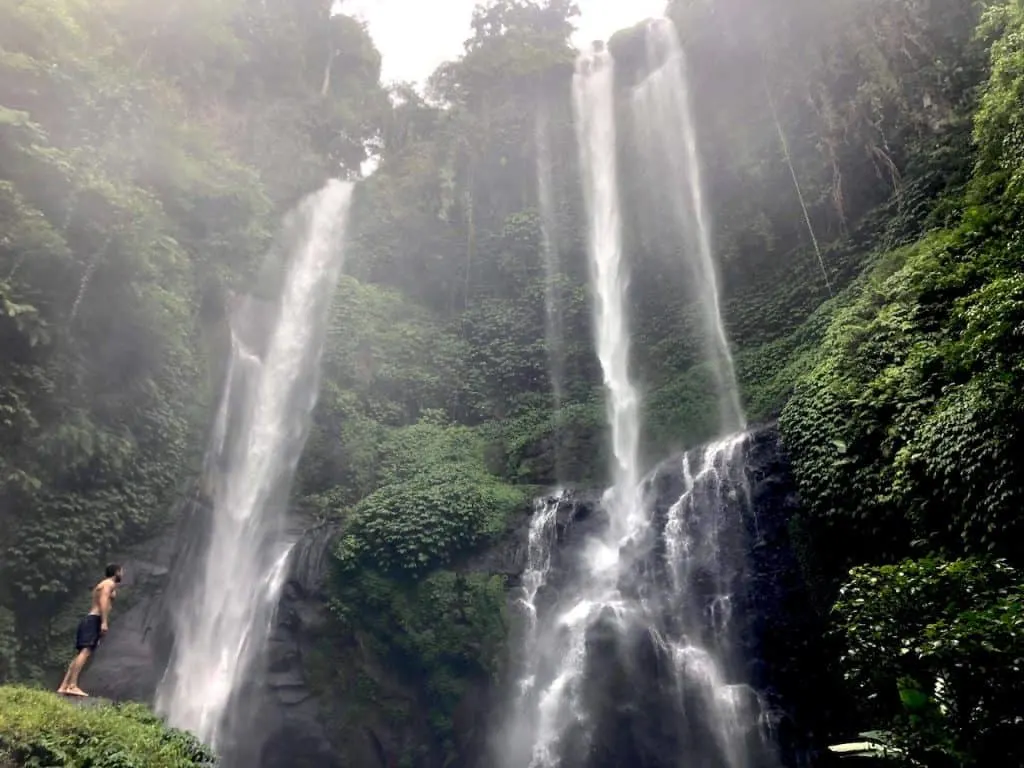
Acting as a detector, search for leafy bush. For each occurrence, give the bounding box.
[337,469,523,575]
[334,415,526,576]
[324,413,524,762]
[484,397,606,485]
[834,559,1024,766]
[0,686,215,767]
[781,71,1024,574]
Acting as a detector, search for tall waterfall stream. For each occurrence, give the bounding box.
[156,181,354,753]
[501,22,775,768]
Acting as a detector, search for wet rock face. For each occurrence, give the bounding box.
[82,510,348,768]
[85,493,207,704]
[493,425,832,768]
[220,523,345,768]
[83,425,827,768]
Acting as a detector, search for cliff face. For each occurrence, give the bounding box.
[80,424,827,768]
[488,426,833,768]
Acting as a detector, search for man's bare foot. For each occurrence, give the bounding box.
[56,686,68,694]
[65,686,89,697]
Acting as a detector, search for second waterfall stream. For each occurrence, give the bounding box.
[498,22,777,768]
[155,180,354,758]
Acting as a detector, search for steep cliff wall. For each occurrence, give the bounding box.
[80,425,825,768]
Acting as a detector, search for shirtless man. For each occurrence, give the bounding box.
[57,563,122,697]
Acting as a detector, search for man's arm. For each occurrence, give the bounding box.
[99,583,113,633]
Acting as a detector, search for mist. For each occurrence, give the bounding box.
[2,1,1021,767]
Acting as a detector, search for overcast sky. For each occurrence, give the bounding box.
[336,0,668,85]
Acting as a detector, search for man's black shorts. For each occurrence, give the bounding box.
[74,614,102,651]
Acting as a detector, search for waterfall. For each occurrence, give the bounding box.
[572,45,642,535]
[517,495,562,675]
[633,18,745,434]
[499,45,646,768]
[499,26,778,768]
[659,434,775,768]
[508,493,562,742]
[536,108,567,479]
[503,438,780,767]
[155,180,354,753]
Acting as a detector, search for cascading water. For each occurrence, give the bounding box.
[572,45,642,533]
[499,44,648,768]
[513,495,562,704]
[656,434,776,768]
[633,18,745,434]
[156,180,354,754]
[500,27,779,768]
[536,109,566,422]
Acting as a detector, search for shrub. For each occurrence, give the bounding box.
[0,686,215,767]
[834,559,1024,766]
[334,415,526,576]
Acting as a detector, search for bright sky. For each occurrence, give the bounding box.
[336,0,668,86]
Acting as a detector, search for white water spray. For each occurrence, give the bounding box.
[634,19,745,434]
[156,180,354,751]
[506,45,647,767]
[572,46,642,536]
[660,433,777,768]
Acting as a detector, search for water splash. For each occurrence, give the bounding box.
[633,19,745,434]
[659,434,775,768]
[156,180,354,752]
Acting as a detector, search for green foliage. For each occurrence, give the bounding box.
[0,0,386,676]
[4,0,1023,763]
[298,276,476,504]
[0,686,215,767]
[973,0,1024,207]
[781,0,1024,576]
[335,417,526,576]
[322,277,472,426]
[484,397,606,485]
[781,206,1024,580]
[834,559,1024,766]
[330,570,508,763]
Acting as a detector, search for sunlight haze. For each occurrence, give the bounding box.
[337,0,667,85]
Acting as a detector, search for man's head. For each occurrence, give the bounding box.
[105,563,124,583]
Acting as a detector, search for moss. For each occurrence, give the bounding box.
[322,412,522,761]
[0,686,214,767]
[327,570,508,764]
[334,415,528,576]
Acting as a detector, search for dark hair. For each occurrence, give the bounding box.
[105,563,122,578]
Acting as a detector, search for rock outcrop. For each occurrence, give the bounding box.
[487,425,832,768]
[83,424,829,768]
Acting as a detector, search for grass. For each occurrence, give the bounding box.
[0,686,215,767]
